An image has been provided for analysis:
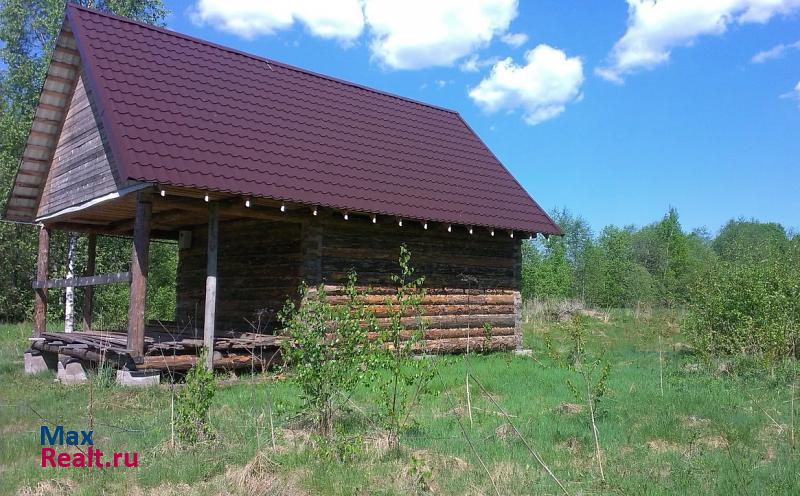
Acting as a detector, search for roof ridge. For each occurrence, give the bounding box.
[65,3,459,115]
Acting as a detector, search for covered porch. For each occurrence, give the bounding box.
[28,186,307,378]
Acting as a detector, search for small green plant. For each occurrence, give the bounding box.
[482,322,493,350]
[374,245,437,452]
[92,362,116,389]
[279,271,376,437]
[567,314,590,368]
[312,427,365,463]
[543,331,563,365]
[563,315,612,482]
[175,347,216,444]
[408,451,435,493]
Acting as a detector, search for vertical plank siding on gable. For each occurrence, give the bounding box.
[36,74,130,218]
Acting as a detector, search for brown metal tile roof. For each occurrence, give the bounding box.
[64,4,559,234]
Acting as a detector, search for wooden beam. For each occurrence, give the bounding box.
[49,60,79,71]
[33,271,130,289]
[33,225,50,337]
[203,202,219,371]
[160,195,310,224]
[82,234,96,331]
[127,192,152,357]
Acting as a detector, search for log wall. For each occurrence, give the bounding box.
[176,219,303,332]
[175,214,522,351]
[316,216,522,351]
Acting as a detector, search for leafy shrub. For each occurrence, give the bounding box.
[175,348,216,444]
[373,245,436,451]
[685,240,800,361]
[278,271,376,437]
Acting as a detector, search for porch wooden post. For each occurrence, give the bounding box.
[82,233,97,331]
[33,224,50,337]
[127,192,152,357]
[203,202,219,371]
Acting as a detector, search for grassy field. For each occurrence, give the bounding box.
[1,310,798,495]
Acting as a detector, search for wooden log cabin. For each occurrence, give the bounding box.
[3,5,560,373]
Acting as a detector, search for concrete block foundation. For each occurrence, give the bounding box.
[116,369,160,387]
[56,357,88,385]
[24,350,57,374]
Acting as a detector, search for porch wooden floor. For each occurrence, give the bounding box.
[30,325,283,372]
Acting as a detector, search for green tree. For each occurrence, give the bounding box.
[586,226,654,308]
[630,208,689,305]
[712,219,789,264]
[0,0,167,322]
[549,207,593,298]
[685,238,800,360]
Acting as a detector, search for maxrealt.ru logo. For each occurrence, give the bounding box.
[40,426,138,468]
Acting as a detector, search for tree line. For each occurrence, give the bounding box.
[523,208,799,360]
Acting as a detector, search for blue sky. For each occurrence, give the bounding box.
[163,0,799,235]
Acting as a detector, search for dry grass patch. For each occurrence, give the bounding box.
[556,402,584,415]
[696,435,729,450]
[17,478,76,496]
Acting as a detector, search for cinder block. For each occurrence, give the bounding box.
[116,369,160,387]
[24,351,57,374]
[56,358,87,385]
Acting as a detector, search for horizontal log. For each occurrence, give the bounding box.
[366,326,515,342]
[31,340,134,369]
[374,313,515,330]
[140,350,282,371]
[407,335,518,354]
[33,271,131,289]
[312,286,514,297]
[366,304,514,318]
[323,294,515,306]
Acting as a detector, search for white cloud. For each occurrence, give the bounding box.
[501,32,529,47]
[781,81,800,106]
[469,44,584,125]
[191,0,365,41]
[364,0,518,69]
[459,54,501,72]
[598,0,800,83]
[751,40,800,63]
[191,0,524,70]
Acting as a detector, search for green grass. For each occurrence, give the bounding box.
[1,311,798,495]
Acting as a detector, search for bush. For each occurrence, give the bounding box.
[278,271,376,437]
[175,348,216,444]
[685,240,800,361]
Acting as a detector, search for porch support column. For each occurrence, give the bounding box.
[203,202,219,371]
[127,192,152,357]
[33,224,50,337]
[82,233,97,331]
